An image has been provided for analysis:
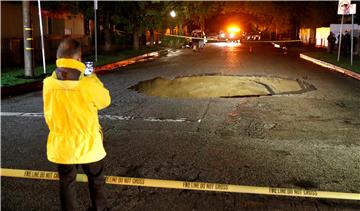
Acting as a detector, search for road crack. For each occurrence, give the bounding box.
[196,99,212,132]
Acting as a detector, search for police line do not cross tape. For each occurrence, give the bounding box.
[1,168,359,201]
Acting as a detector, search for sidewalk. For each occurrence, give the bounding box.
[300,53,360,81]
[1,49,169,98]
[287,45,360,81]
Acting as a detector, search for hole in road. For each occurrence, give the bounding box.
[129,75,315,99]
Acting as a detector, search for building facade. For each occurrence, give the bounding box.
[1,2,88,67]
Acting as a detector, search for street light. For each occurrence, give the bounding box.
[170,10,176,18]
[169,10,176,35]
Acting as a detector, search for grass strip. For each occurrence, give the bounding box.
[302,51,360,74]
[1,48,162,88]
[1,64,55,87]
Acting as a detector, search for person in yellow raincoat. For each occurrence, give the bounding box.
[43,38,111,211]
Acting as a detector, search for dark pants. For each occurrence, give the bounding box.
[58,159,108,211]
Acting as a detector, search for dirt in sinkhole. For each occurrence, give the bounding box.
[129,75,315,99]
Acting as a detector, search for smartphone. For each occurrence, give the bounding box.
[84,61,94,76]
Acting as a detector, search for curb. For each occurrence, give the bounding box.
[95,49,169,73]
[299,53,360,81]
[1,81,43,98]
[1,49,169,99]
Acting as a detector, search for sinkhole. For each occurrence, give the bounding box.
[129,75,315,99]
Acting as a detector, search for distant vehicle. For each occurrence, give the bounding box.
[190,29,207,51]
[242,32,262,41]
[218,30,227,41]
[206,32,218,41]
[227,26,241,42]
[218,26,242,42]
[245,34,261,41]
[228,32,241,42]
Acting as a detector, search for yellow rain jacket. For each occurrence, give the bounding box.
[43,58,111,164]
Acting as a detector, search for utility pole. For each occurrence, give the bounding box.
[37,0,46,74]
[94,0,98,62]
[350,4,356,65]
[22,0,34,77]
[337,15,344,62]
[351,14,354,65]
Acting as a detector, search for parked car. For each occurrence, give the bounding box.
[245,34,261,41]
[188,29,207,51]
[218,28,241,42]
[206,32,218,41]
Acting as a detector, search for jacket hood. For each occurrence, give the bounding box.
[52,58,86,82]
[45,72,82,90]
[56,58,86,73]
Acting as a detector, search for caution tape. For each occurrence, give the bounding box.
[164,33,301,43]
[164,34,211,41]
[1,168,359,201]
[242,40,302,43]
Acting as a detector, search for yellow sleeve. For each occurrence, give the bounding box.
[84,74,111,110]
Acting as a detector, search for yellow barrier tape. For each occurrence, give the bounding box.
[26,38,33,41]
[24,28,33,30]
[242,40,301,43]
[164,34,208,41]
[1,168,359,201]
[25,48,34,50]
[164,34,301,43]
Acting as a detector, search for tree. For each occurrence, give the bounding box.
[164,1,193,35]
[102,1,114,52]
[141,2,165,47]
[113,2,169,50]
[297,2,338,28]
[111,2,141,50]
[188,2,223,32]
[241,2,292,39]
[221,2,339,39]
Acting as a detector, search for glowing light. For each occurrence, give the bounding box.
[170,10,176,18]
[229,33,235,38]
[214,42,241,47]
[227,26,241,33]
[273,43,281,48]
[316,27,330,47]
[220,33,225,38]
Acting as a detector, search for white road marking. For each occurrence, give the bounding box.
[100,114,133,121]
[143,117,187,122]
[1,112,200,123]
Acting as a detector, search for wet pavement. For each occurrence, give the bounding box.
[1,43,360,210]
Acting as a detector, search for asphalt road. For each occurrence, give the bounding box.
[2,43,360,210]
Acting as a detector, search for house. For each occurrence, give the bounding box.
[299,28,316,45]
[1,2,89,67]
[315,27,330,48]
